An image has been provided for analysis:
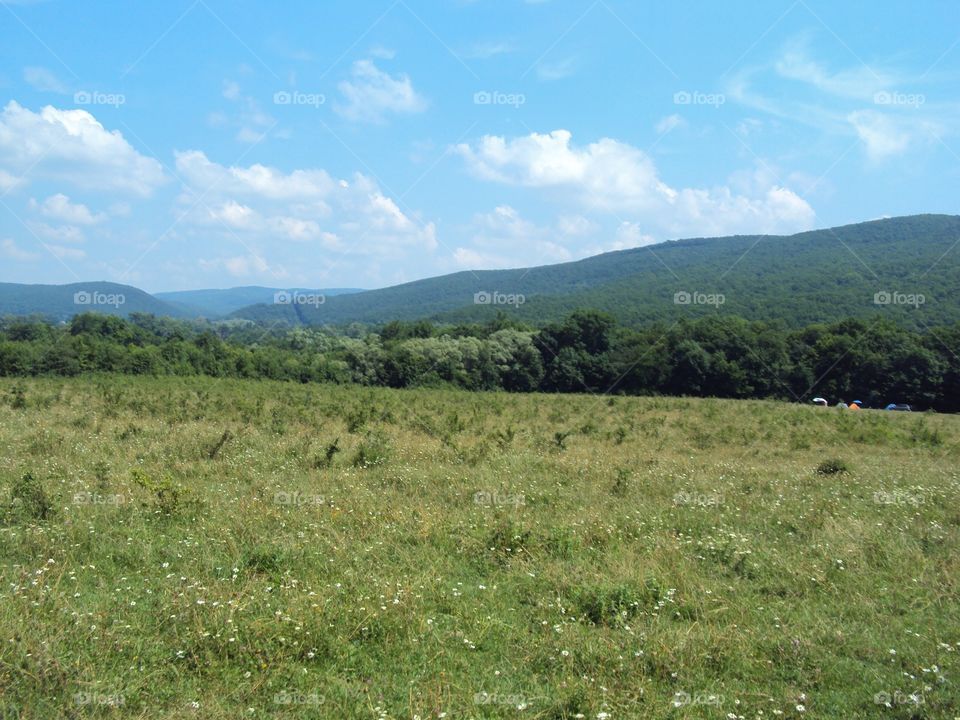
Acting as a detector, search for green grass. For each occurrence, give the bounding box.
[1,376,958,719]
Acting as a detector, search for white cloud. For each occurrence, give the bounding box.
[29,193,105,224]
[773,39,896,102]
[462,41,513,59]
[847,110,914,161]
[536,57,577,80]
[23,66,67,93]
[175,152,436,256]
[222,80,241,100]
[453,205,576,270]
[27,221,85,243]
[655,114,686,134]
[48,244,85,260]
[175,150,335,200]
[335,60,427,123]
[0,168,20,192]
[0,101,166,196]
[456,129,815,236]
[1,238,40,261]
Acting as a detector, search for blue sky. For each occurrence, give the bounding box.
[1,0,958,292]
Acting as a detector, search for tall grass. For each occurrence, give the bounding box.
[0,375,958,718]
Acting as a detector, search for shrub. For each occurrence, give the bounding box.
[815,458,850,475]
[352,432,392,468]
[5,472,53,522]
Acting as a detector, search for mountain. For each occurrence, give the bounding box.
[154,286,364,318]
[0,281,189,321]
[230,214,960,330]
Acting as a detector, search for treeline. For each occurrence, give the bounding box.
[1,311,958,411]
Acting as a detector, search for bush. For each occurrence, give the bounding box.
[815,458,850,475]
[5,472,53,522]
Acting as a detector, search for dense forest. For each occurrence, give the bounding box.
[231,214,960,329]
[2,310,957,411]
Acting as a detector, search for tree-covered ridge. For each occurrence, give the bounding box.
[232,214,960,329]
[2,310,957,412]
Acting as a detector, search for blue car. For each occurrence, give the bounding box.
[885,403,911,411]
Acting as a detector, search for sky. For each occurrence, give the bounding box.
[0,0,958,292]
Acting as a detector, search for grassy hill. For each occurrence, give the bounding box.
[1,376,957,718]
[155,286,364,318]
[231,214,960,329]
[0,281,189,321]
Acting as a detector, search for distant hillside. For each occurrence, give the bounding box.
[155,286,364,318]
[0,282,189,321]
[230,214,960,330]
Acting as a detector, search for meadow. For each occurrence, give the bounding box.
[0,376,958,718]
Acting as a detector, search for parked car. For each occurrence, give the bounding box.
[885,403,912,411]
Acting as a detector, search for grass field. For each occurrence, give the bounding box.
[1,376,958,719]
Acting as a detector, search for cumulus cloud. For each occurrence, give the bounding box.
[175,151,436,254]
[29,193,105,224]
[456,129,815,236]
[452,205,577,270]
[335,59,427,123]
[0,101,166,196]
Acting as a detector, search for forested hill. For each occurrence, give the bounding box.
[0,282,189,321]
[231,214,960,329]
